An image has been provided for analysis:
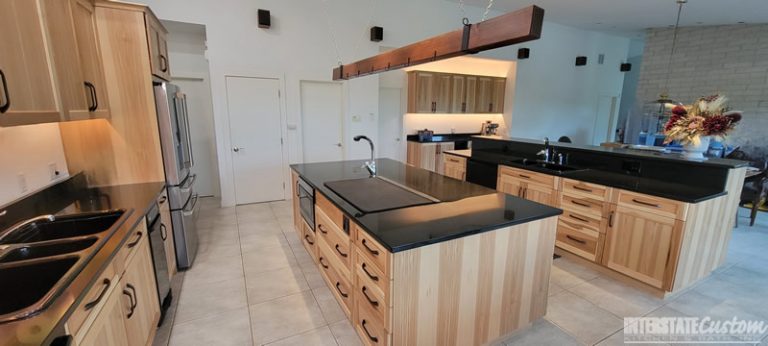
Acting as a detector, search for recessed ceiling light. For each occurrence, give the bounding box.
[696,21,703,24]
[595,22,602,25]
[738,21,746,24]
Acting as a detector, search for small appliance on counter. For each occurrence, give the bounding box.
[481,121,499,135]
[417,129,434,142]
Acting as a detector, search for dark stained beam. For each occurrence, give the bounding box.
[332,5,544,81]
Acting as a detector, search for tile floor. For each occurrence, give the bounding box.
[154,197,768,346]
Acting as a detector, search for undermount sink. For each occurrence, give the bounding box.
[0,238,97,263]
[513,159,585,173]
[0,256,79,316]
[0,210,123,245]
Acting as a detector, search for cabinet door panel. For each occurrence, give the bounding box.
[497,175,524,197]
[76,275,129,346]
[0,0,61,125]
[490,78,505,113]
[449,75,466,113]
[415,72,434,113]
[465,76,477,113]
[433,73,452,113]
[475,77,493,113]
[122,237,160,346]
[71,0,109,118]
[524,183,557,206]
[603,206,680,289]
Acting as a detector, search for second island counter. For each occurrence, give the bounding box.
[290,158,561,346]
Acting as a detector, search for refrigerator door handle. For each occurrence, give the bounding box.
[181,95,195,168]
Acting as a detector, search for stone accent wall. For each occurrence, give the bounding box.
[636,24,768,159]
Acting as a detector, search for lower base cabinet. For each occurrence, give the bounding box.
[76,274,129,346]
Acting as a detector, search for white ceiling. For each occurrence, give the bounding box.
[450,0,768,37]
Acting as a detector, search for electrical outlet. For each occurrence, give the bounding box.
[49,162,59,181]
[18,173,28,193]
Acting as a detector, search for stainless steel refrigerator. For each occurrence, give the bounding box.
[153,82,199,269]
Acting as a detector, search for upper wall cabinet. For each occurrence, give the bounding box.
[0,0,110,126]
[146,12,171,81]
[407,71,505,114]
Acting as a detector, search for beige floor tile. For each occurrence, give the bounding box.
[242,244,299,277]
[501,319,581,346]
[549,281,565,297]
[546,291,623,345]
[245,266,309,304]
[238,220,285,235]
[182,252,244,286]
[195,239,242,263]
[568,276,664,317]
[312,286,347,324]
[329,320,363,346]
[240,232,289,251]
[249,291,327,345]
[266,326,337,346]
[169,307,252,346]
[550,258,601,289]
[291,244,314,264]
[175,277,248,324]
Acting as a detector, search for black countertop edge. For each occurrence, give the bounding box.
[406,133,480,143]
[473,135,749,169]
[470,152,729,203]
[291,159,563,253]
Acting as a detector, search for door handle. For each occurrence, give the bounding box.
[336,143,342,147]
[233,147,243,152]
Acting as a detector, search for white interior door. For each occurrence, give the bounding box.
[592,95,619,145]
[173,77,220,197]
[226,76,284,205]
[301,81,343,163]
[378,87,403,161]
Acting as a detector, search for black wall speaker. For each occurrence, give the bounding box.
[258,9,271,28]
[370,26,383,42]
[517,48,530,59]
[620,63,632,72]
[575,56,587,66]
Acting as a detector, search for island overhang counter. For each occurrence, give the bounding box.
[290,158,562,346]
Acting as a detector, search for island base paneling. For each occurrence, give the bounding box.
[390,216,557,346]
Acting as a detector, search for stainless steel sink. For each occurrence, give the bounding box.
[0,209,127,323]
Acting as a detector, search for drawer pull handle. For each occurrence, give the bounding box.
[573,185,593,193]
[571,200,591,208]
[631,198,660,208]
[566,235,587,245]
[318,224,328,234]
[160,223,168,241]
[362,263,379,281]
[304,234,314,245]
[362,286,379,307]
[126,231,143,248]
[608,211,614,227]
[517,186,523,196]
[335,244,348,258]
[319,257,329,269]
[361,320,379,343]
[335,282,349,298]
[568,214,590,223]
[158,195,167,204]
[84,278,111,310]
[518,174,531,179]
[362,239,380,256]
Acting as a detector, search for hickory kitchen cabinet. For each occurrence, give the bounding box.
[407,71,506,114]
[442,153,467,181]
[146,10,171,81]
[406,141,455,175]
[497,165,559,206]
[0,0,110,126]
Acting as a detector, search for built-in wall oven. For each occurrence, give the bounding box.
[154,81,199,269]
[297,178,315,231]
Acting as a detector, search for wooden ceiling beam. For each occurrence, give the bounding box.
[332,5,544,81]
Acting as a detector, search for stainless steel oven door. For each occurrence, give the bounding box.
[172,192,199,269]
[297,178,315,230]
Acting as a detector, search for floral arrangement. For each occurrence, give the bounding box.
[663,94,742,145]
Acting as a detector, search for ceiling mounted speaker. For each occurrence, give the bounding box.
[370,26,383,42]
[517,48,530,59]
[575,56,587,66]
[620,63,632,72]
[258,9,271,28]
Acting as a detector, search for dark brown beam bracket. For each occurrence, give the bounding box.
[332,5,544,81]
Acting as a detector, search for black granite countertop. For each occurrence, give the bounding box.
[291,159,562,253]
[469,150,728,203]
[406,133,480,143]
[0,173,165,345]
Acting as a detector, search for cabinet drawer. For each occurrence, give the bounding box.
[556,221,602,262]
[355,295,390,346]
[559,209,604,234]
[498,165,556,188]
[617,190,688,220]
[560,192,606,218]
[66,261,117,336]
[316,192,345,231]
[561,179,612,201]
[317,244,353,318]
[301,221,317,263]
[354,224,390,277]
[355,249,390,299]
[444,154,466,165]
[316,207,352,270]
[114,222,147,275]
[356,260,390,329]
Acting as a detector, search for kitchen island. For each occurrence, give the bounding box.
[290,159,561,346]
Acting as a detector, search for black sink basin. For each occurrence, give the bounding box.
[0,238,97,263]
[511,159,585,174]
[0,257,78,316]
[0,210,124,245]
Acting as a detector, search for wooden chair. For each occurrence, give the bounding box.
[738,160,768,227]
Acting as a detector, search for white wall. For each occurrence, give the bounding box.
[0,123,70,206]
[139,0,490,206]
[504,22,631,144]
